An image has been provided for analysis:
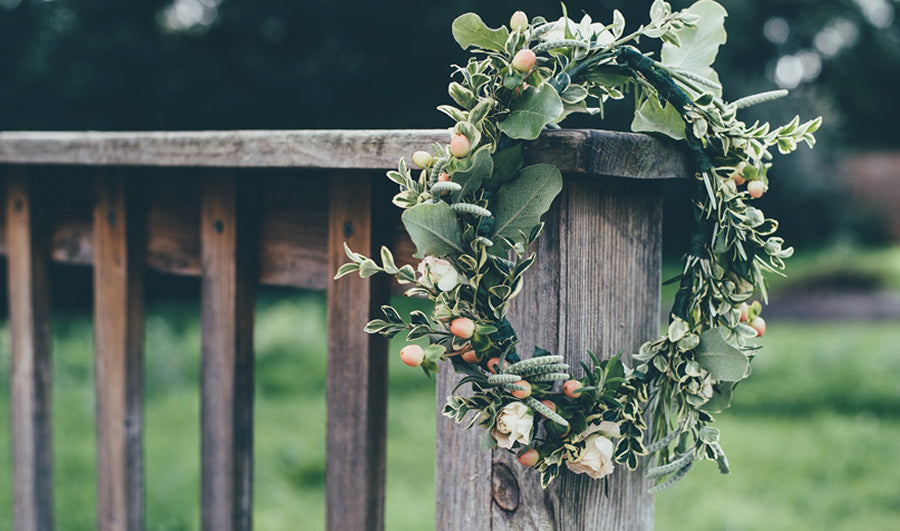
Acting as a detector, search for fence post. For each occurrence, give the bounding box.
[435,176,663,530]
[6,170,54,531]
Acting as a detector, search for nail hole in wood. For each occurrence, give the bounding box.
[343,221,354,238]
[214,220,224,234]
[13,198,23,212]
[107,212,116,226]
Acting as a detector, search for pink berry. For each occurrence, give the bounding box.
[449,135,471,158]
[738,303,749,323]
[510,380,532,399]
[461,349,479,363]
[563,379,584,399]
[511,49,536,73]
[438,172,451,182]
[399,345,425,367]
[540,399,557,414]
[510,11,528,32]
[517,448,539,467]
[411,151,433,169]
[750,316,766,337]
[486,357,508,374]
[747,180,766,199]
[732,173,746,186]
[450,317,475,339]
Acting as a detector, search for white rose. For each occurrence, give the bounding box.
[492,402,534,449]
[417,256,460,292]
[566,433,616,480]
[540,15,614,45]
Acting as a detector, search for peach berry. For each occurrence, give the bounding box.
[461,349,479,363]
[510,11,528,32]
[438,172,451,182]
[732,173,746,186]
[738,302,749,323]
[517,448,539,467]
[747,180,766,199]
[486,357,508,374]
[511,49,536,73]
[399,345,425,367]
[449,135,471,158]
[750,316,766,337]
[510,380,532,399]
[540,399,557,413]
[411,150,433,168]
[450,317,475,339]
[563,379,584,399]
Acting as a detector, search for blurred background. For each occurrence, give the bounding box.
[0,0,898,529]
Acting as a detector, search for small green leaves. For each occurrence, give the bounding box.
[402,201,464,259]
[492,164,563,249]
[452,13,510,52]
[497,85,564,140]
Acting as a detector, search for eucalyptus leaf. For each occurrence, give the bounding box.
[452,13,510,52]
[631,96,687,140]
[492,164,563,248]
[498,85,565,140]
[486,145,524,188]
[401,201,464,258]
[695,328,749,382]
[700,382,735,413]
[659,0,727,95]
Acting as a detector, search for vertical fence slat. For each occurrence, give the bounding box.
[94,174,145,531]
[6,170,54,531]
[200,173,255,531]
[326,172,390,531]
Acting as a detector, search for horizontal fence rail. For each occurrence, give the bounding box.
[0,129,687,531]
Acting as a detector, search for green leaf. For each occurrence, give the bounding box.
[451,145,493,202]
[700,382,735,413]
[452,13,510,52]
[401,201,464,259]
[492,164,563,248]
[695,328,749,382]
[497,85,564,140]
[660,0,728,95]
[486,145,524,189]
[631,96,687,140]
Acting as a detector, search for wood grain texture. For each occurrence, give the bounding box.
[200,173,256,531]
[492,177,663,530]
[6,170,54,531]
[325,172,391,531]
[0,130,686,178]
[93,174,145,531]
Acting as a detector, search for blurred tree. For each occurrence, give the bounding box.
[1,0,897,245]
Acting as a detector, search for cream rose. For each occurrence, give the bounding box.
[417,256,460,292]
[566,433,616,480]
[492,402,533,449]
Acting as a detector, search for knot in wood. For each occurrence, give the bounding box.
[491,461,520,513]
[214,219,224,234]
[343,221,354,238]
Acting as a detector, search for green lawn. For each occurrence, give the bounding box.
[0,292,899,529]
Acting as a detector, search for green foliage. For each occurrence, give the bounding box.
[401,202,464,258]
[497,85,565,140]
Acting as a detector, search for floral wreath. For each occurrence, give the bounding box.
[336,0,820,491]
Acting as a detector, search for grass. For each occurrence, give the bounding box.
[0,290,899,529]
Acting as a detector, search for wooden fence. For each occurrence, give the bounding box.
[0,129,686,530]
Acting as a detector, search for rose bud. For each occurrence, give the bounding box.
[399,345,425,367]
[750,316,766,337]
[510,379,532,399]
[510,11,528,32]
[563,379,584,399]
[411,150,433,169]
[511,49,536,73]
[747,180,766,199]
[449,317,475,339]
[449,134,471,158]
[517,448,539,467]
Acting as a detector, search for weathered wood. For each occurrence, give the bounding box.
[435,177,663,530]
[6,170,54,531]
[200,173,256,531]
[0,130,687,178]
[93,174,145,530]
[325,171,391,531]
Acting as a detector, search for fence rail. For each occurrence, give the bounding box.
[0,129,686,530]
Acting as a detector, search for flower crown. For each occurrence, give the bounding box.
[336,0,820,490]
